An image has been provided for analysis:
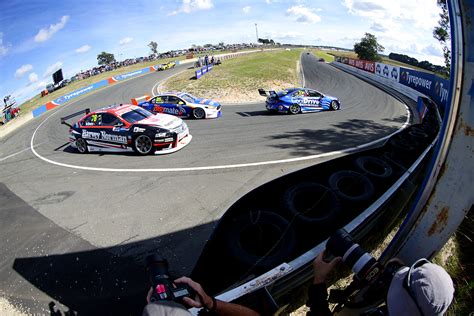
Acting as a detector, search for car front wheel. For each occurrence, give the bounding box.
[331,101,340,111]
[134,135,153,155]
[193,108,206,119]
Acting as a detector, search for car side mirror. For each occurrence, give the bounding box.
[178,101,185,105]
[114,122,124,127]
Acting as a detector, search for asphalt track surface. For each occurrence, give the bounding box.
[0,53,408,313]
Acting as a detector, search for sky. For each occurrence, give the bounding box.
[0,0,446,104]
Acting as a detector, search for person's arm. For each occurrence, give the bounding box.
[174,277,259,316]
[306,251,341,316]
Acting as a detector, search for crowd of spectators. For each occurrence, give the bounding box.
[71,43,261,82]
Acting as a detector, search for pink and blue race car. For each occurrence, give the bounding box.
[137,92,222,119]
[258,87,341,114]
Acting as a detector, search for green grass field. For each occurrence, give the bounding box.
[161,49,302,102]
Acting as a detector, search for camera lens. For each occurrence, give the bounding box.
[326,229,377,281]
[146,254,169,279]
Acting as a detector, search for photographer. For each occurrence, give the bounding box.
[143,277,259,316]
[307,235,454,315]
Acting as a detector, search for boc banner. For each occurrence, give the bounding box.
[375,63,400,82]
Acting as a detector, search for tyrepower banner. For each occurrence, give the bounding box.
[375,63,400,82]
[399,67,450,110]
[347,58,375,73]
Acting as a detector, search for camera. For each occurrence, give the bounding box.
[326,229,384,283]
[145,254,195,304]
[326,229,403,308]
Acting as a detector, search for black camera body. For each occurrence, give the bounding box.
[145,255,195,304]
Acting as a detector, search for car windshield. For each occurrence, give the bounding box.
[180,93,196,103]
[120,107,152,123]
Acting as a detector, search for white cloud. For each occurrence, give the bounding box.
[265,0,271,4]
[169,0,214,15]
[119,37,134,46]
[370,22,387,32]
[76,44,91,53]
[0,32,9,56]
[286,5,321,23]
[29,72,38,83]
[34,15,70,42]
[14,64,33,79]
[43,61,63,78]
[268,31,303,40]
[243,6,251,14]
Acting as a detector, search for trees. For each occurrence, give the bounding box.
[354,33,384,61]
[148,41,158,56]
[433,0,450,73]
[97,52,115,65]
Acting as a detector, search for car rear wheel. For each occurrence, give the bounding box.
[193,108,206,119]
[331,101,340,111]
[134,135,153,155]
[76,138,88,154]
[289,104,301,115]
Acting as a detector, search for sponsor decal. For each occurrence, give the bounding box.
[435,81,449,104]
[400,68,433,91]
[383,65,389,76]
[376,64,381,74]
[302,98,319,105]
[82,130,127,144]
[133,127,146,133]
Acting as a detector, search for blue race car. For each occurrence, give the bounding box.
[258,87,341,114]
[137,92,222,119]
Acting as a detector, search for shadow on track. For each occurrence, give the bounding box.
[1,184,215,315]
[267,118,401,156]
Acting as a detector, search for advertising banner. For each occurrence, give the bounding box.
[375,63,400,82]
[399,67,450,110]
[53,80,109,105]
[195,69,202,79]
[112,68,149,81]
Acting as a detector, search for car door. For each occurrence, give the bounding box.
[149,96,167,113]
[161,96,187,117]
[303,89,323,110]
[80,113,128,149]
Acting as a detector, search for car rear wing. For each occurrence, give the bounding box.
[60,108,90,128]
[258,89,278,98]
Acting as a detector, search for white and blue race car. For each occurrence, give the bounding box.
[138,92,222,119]
[258,87,341,114]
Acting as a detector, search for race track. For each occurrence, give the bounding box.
[0,53,409,313]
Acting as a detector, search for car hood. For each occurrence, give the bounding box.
[192,98,220,107]
[139,113,183,129]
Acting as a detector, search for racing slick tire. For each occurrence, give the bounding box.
[329,170,374,204]
[355,156,393,181]
[224,210,296,270]
[192,108,206,119]
[75,138,88,154]
[330,101,340,111]
[283,182,341,228]
[288,104,301,115]
[133,134,154,155]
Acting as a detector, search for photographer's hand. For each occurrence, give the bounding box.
[174,276,213,309]
[313,250,342,284]
[175,277,260,316]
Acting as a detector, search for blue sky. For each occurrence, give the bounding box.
[0,0,445,104]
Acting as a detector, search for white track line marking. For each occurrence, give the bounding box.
[0,144,42,162]
[29,62,411,173]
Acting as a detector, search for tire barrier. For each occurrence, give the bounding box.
[328,170,375,204]
[389,137,418,162]
[355,156,393,181]
[224,210,296,270]
[283,183,341,228]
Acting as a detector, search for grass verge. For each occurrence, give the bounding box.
[160,49,302,103]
